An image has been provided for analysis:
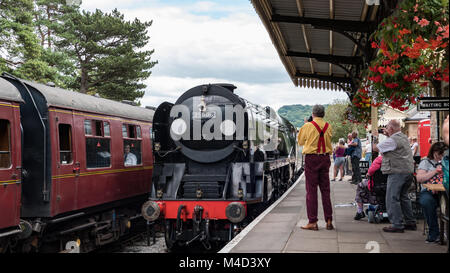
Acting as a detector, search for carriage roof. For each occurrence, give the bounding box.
[21,79,154,122]
[0,77,24,103]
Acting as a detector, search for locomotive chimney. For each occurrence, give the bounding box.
[215,83,237,93]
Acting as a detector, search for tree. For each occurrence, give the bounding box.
[55,8,157,102]
[33,0,78,88]
[0,0,63,84]
[278,104,329,128]
[324,99,367,143]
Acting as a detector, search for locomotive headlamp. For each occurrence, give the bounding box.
[198,96,207,112]
[238,189,244,199]
[141,201,161,222]
[196,188,203,199]
[157,189,163,198]
[220,120,236,137]
[155,142,161,151]
[225,202,246,224]
[171,118,187,136]
[242,140,249,149]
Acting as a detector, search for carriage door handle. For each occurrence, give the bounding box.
[11,166,21,180]
[73,162,81,177]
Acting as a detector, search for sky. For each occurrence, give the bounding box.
[80,0,349,110]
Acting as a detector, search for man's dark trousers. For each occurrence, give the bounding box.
[304,154,333,224]
[351,156,361,184]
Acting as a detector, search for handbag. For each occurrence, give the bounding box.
[345,146,355,156]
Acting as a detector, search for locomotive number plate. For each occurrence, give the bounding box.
[193,111,216,119]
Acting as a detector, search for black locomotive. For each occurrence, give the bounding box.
[141,83,302,250]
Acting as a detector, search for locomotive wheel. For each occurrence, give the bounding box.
[164,220,180,252]
[0,238,8,253]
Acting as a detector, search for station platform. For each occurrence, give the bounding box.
[219,170,447,253]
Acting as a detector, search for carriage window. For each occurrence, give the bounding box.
[0,120,11,168]
[122,124,128,138]
[86,138,111,168]
[123,140,141,166]
[136,126,142,138]
[103,122,110,137]
[59,124,72,164]
[84,119,92,135]
[122,123,141,166]
[86,120,110,168]
[128,125,136,138]
[95,120,103,136]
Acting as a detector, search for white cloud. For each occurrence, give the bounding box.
[81,1,350,109]
[141,75,349,111]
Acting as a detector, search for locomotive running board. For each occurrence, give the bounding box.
[264,158,294,171]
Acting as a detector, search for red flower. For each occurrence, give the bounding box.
[378,66,386,74]
[442,25,449,39]
[384,82,399,89]
[371,42,378,48]
[398,28,411,36]
[369,66,378,73]
[369,75,382,83]
[418,19,430,27]
[385,66,396,76]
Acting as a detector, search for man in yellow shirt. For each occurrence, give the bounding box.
[297,105,333,231]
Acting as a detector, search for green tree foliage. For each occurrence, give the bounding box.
[1,1,157,102]
[33,0,78,88]
[0,0,57,83]
[55,8,158,102]
[279,101,367,143]
[324,100,367,143]
[278,104,329,128]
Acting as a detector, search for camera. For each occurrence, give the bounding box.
[378,128,385,134]
[307,116,313,122]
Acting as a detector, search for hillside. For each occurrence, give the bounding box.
[278,104,329,128]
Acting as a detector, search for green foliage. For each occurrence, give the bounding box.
[278,104,328,128]
[1,1,157,103]
[279,101,367,143]
[324,100,367,143]
[0,0,74,85]
[0,0,44,79]
[55,8,158,102]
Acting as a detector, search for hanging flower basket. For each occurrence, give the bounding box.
[364,0,449,111]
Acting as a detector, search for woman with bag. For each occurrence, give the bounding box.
[416,142,448,243]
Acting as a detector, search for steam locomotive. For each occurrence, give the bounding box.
[0,73,154,252]
[141,84,302,250]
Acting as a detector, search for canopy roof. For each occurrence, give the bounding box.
[251,0,398,97]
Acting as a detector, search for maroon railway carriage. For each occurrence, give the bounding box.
[1,74,154,252]
[0,78,23,249]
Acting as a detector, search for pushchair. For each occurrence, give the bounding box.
[366,169,389,223]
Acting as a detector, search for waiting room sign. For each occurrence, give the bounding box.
[417,97,449,111]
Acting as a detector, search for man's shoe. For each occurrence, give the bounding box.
[404,223,417,231]
[382,226,404,233]
[354,211,366,220]
[326,219,334,230]
[301,222,319,231]
[425,237,440,244]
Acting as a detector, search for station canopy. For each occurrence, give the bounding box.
[250,0,398,97]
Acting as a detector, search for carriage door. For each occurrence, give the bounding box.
[0,103,21,229]
[54,112,78,214]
